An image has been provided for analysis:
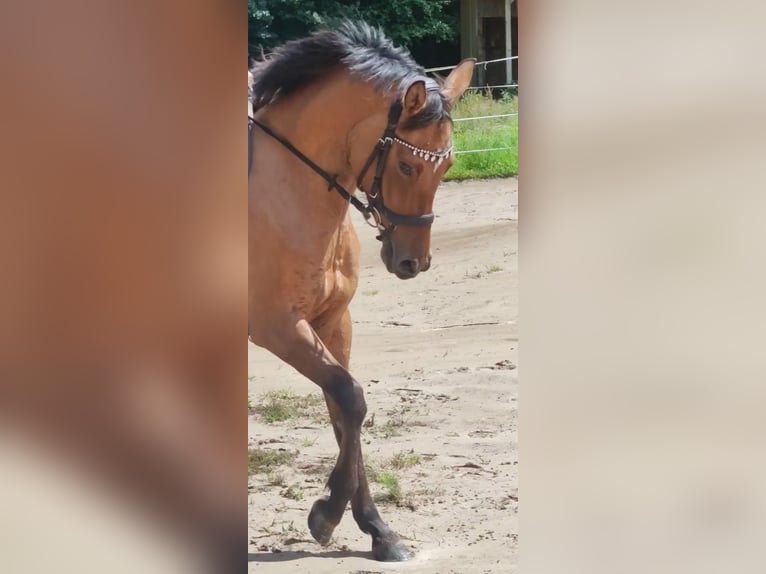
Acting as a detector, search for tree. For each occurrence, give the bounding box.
[248,0,459,61]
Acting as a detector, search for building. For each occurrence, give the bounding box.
[460,0,517,88]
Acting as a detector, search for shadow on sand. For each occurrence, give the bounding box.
[248,549,372,563]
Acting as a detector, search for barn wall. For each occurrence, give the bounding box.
[461,0,514,87]
[460,0,518,85]
[478,0,506,19]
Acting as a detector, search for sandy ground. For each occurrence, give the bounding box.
[248,178,518,573]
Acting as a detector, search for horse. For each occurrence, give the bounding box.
[248,21,474,561]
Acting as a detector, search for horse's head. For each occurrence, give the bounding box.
[353,60,474,280]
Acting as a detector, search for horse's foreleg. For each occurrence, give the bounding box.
[322,310,410,562]
[259,317,364,545]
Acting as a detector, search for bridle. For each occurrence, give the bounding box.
[248,100,451,241]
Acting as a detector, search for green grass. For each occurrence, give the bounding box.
[253,390,323,423]
[370,470,402,504]
[266,471,286,486]
[281,483,304,501]
[465,263,504,279]
[391,450,421,470]
[248,448,297,475]
[445,91,518,181]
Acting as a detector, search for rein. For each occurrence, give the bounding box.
[248,100,436,241]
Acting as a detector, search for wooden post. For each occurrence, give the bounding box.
[461,0,480,85]
[505,0,513,83]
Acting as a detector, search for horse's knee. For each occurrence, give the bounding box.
[328,370,367,426]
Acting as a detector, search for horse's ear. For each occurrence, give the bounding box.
[402,80,428,116]
[441,58,476,109]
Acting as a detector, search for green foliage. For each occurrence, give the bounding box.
[248,1,275,56]
[248,0,458,59]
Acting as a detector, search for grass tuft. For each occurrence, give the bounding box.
[391,450,421,470]
[248,448,297,475]
[266,471,286,486]
[253,390,323,423]
[370,470,402,504]
[281,483,304,501]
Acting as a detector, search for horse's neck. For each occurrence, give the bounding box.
[266,77,379,191]
[258,76,385,254]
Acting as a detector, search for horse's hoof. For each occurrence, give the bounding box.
[372,536,411,562]
[308,498,336,546]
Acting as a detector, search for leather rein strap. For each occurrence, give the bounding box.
[248,101,435,240]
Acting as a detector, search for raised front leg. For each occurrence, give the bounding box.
[254,317,366,546]
[319,310,410,562]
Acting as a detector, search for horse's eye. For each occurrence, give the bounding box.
[398,161,413,176]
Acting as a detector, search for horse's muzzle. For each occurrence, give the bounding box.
[394,254,431,279]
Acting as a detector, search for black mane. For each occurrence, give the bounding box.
[249,21,449,129]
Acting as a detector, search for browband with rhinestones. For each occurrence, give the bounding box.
[389,136,454,169]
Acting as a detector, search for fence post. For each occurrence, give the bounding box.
[505,0,513,84]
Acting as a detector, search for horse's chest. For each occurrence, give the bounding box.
[286,221,359,321]
[311,257,356,317]
[298,241,358,319]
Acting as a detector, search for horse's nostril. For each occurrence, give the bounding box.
[397,259,420,276]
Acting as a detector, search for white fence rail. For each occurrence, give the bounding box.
[466,84,518,91]
[454,147,515,155]
[425,56,518,73]
[453,112,518,123]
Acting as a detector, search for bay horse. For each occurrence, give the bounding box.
[248,21,474,561]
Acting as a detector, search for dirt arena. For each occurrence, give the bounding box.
[248,177,518,573]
